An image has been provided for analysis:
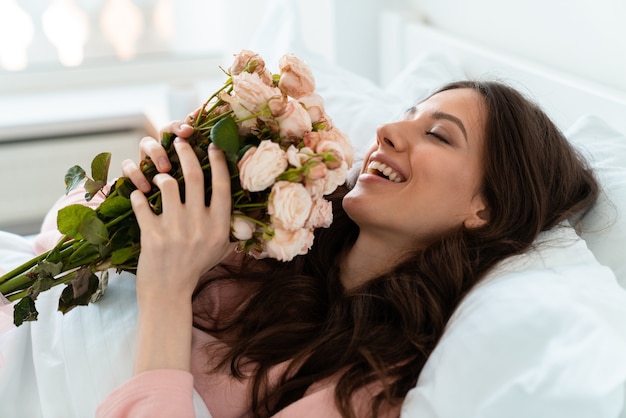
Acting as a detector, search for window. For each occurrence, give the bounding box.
[0,0,226,92]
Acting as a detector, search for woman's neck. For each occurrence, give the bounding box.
[340,232,409,289]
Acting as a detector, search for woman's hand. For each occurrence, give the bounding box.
[130,138,232,375]
[121,110,199,193]
[131,139,232,302]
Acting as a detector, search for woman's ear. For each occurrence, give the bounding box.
[464,197,490,229]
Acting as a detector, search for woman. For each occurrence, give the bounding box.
[96,80,598,417]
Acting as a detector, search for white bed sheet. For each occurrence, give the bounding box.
[2,224,626,417]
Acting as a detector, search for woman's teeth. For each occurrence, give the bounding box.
[366,161,403,183]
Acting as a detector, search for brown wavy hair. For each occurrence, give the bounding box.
[193,80,599,417]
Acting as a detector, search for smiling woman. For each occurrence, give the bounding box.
[343,86,488,258]
[87,78,607,418]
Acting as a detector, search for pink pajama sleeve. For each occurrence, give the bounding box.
[95,370,195,418]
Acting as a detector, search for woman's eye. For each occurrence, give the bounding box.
[425,130,450,144]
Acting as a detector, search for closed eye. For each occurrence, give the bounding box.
[425,130,450,144]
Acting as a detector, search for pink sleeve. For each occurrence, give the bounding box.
[96,369,195,418]
[32,182,109,255]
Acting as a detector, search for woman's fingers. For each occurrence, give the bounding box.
[139,136,171,172]
[207,143,231,221]
[152,173,183,216]
[158,121,194,142]
[173,138,205,208]
[121,159,151,193]
[130,189,154,226]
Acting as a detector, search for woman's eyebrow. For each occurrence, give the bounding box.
[432,111,468,142]
[404,106,469,142]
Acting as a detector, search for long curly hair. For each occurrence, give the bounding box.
[192,80,599,417]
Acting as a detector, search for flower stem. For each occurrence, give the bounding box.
[0,273,34,296]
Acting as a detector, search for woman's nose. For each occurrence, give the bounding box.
[376,122,407,151]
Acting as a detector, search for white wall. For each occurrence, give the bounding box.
[408,0,626,94]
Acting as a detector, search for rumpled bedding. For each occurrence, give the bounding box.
[1,225,626,418]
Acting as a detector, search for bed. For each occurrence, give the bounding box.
[2,0,626,417]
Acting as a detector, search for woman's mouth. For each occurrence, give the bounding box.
[366,161,405,183]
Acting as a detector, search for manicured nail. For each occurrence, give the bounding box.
[158,157,170,170]
[140,180,150,192]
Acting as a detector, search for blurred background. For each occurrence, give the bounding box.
[0,0,624,234]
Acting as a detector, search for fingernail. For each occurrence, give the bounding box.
[140,180,150,191]
[180,123,192,130]
[158,157,170,170]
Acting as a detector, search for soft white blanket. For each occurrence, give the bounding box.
[1,226,626,418]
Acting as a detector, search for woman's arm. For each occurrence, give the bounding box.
[130,139,232,374]
[97,114,234,416]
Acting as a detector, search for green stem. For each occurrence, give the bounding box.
[0,252,48,285]
[7,269,80,302]
[232,212,269,228]
[0,273,34,296]
[196,110,234,131]
[233,202,267,210]
[0,236,74,286]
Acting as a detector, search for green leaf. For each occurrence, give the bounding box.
[65,165,86,194]
[79,216,109,245]
[27,275,55,299]
[98,242,112,258]
[84,178,107,202]
[110,247,134,265]
[57,204,97,238]
[58,268,99,314]
[210,117,240,155]
[91,152,111,184]
[13,296,38,326]
[238,144,254,161]
[112,177,137,199]
[98,195,132,218]
[38,260,64,277]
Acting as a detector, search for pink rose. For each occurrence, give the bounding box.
[232,72,283,114]
[286,145,314,168]
[263,226,313,262]
[304,174,326,200]
[298,93,326,124]
[275,100,312,139]
[315,128,354,168]
[306,160,327,181]
[320,160,348,195]
[299,229,315,255]
[219,91,256,135]
[303,131,322,151]
[238,140,288,192]
[229,49,272,84]
[278,53,316,99]
[231,213,256,241]
[268,181,313,230]
[230,49,265,75]
[305,197,333,229]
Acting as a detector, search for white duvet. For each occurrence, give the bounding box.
[1,225,626,417]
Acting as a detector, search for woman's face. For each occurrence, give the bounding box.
[343,87,489,250]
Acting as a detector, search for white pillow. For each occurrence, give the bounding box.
[566,115,626,288]
[403,225,626,418]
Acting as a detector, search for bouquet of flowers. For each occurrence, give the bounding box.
[0,50,354,326]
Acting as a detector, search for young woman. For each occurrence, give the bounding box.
[95,80,598,417]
